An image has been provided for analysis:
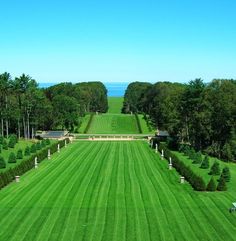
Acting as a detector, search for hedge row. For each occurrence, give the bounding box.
[84,113,95,133]
[158,142,206,191]
[135,114,142,134]
[0,138,69,190]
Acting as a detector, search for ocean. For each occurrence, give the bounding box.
[39,82,129,97]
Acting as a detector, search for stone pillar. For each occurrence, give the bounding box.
[180,176,185,184]
[169,163,172,170]
[161,149,164,159]
[65,139,67,147]
[35,156,38,169]
[169,157,172,165]
[48,149,51,159]
[57,143,60,153]
[15,176,20,183]
[155,143,158,153]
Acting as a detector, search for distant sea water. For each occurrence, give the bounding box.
[39,82,129,97]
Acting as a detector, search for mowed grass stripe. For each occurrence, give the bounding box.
[126,143,151,241]
[112,142,126,241]
[0,143,91,241]
[87,142,117,241]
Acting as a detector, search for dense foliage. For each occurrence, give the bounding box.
[0,72,108,136]
[124,79,236,161]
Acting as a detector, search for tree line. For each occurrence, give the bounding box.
[0,72,108,138]
[123,79,236,161]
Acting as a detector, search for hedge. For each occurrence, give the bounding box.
[158,142,206,191]
[135,114,142,134]
[0,138,69,190]
[84,113,95,133]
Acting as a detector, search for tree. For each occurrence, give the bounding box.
[0,156,6,168]
[16,149,23,159]
[217,176,227,191]
[200,155,209,169]
[36,142,41,151]
[206,177,216,191]
[209,161,220,175]
[30,144,36,153]
[221,167,230,182]
[46,139,50,145]
[8,152,16,163]
[222,143,233,162]
[8,137,16,148]
[2,139,8,150]
[24,146,31,156]
[192,151,202,164]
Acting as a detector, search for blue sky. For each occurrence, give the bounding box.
[0,0,236,83]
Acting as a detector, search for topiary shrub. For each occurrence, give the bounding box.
[17,149,23,159]
[46,139,50,145]
[217,176,227,191]
[200,155,209,169]
[206,177,216,191]
[0,145,1,153]
[30,144,36,153]
[8,137,16,148]
[41,140,46,148]
[0,136,4,145]
[187,148,196,160]
[24,146,31,156]
[36,142,42,151]
[0,156,6,168]
[8,152,16,163]
[2,139,8,150]
[193,152,202,164]
[209,161,220,175]
[221,167,230,182]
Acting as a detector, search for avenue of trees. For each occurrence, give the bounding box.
[123,79,236,161]
[0,72,108,138]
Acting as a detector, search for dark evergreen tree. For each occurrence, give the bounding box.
[24,146,31,156]
[217,176,227,191]
[221,167,230,182]
[200,155,209,169]
[36,142,41,150]
[8,152,16,163]
[2,139,8,150]
[0,156,6,168]
[30,144,36,153]
[8,137,16,148]
[206,177,216,191]
[209,161,220,175]
[193,151,202,164]
[16,149,23,159]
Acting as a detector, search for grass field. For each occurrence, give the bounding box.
[87,114,139,134]
[108,97,123,114]
[0,141,235,241]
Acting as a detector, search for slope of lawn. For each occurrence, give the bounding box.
[76,114,91,133]
[0,141,235,241]
[108,97,123,114]
[87,114,139,134]
[138,114,155,134]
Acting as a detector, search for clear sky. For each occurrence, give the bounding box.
[0,0,236,83]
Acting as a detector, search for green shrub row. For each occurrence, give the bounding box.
[0,138,69,190]
[84,113,95,133]
[135,114,142,134]
[159,143,206,191]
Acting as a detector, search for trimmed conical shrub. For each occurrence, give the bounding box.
[206,177,216,191]
[209,161,220,175]
[24,146,31,156]
[221,167,230,182]
[30,144,36,153]
[217,176,227,191]
[0,156,6,168]
[46,139,50,145]
[36,142,42,151]
[8,152,16,163]
[193,152,202,164]
[200,155,209,169]
[2,139,8,150]
[8,137,16,148]
[16,149,23,159]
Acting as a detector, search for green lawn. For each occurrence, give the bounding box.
[76,114,91,133]
[87,114,139,134]
[0,141,235,241]
[108,97,123,114]
[138,114,155,134]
